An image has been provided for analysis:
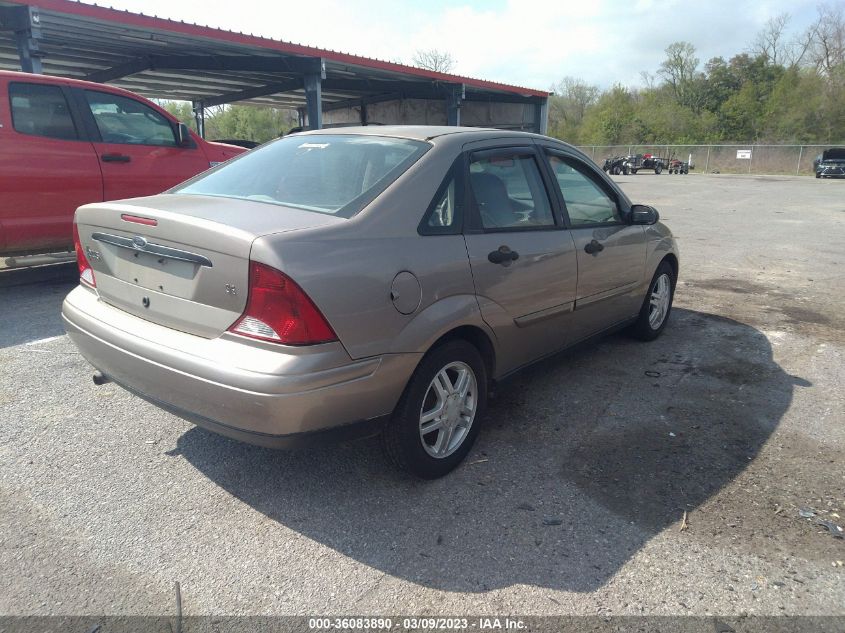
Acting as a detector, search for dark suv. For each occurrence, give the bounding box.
[813,148,845,179]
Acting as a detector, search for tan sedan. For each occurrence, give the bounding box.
[63,126,679,478]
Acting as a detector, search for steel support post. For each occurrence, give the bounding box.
[304,65,325,130]
[0,6,43,73]
[192,101,205,138]
[446,84,465,126]
[535,98,548,135]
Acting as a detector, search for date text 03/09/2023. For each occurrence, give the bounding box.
[308,617,527,630]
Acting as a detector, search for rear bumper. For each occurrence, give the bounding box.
[62,286,420,445]
[116,376,389,448]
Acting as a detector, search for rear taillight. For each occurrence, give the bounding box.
[73,223,96,287]
[228,262,337,345]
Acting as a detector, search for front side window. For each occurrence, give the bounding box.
[174,135,429,218]
[85,91,176,146]
[547,155,622,225]
[469,152,554,230]
[9,83,78,141]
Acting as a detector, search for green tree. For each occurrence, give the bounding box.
[204,105,296,143]
[155,100,298,143]
[155,100,198,132]
[762,67,825,142]
[548,76,600,142]
[699,57,741,113]
[658,41,702,110]
[579,85,641,144]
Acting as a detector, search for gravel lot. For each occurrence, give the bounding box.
[1,174,843,619]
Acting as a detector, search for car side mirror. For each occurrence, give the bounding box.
[630,204,659,225]
[177,123,192,147]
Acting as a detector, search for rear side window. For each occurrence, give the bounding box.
[420,158,464,235]
[84,90,176,146]
[426,178,458,230]
[9,83,78,141]
[469,152,554,230]
[174,135,429,218]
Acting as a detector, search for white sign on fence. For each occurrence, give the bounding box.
[736,149,752,159]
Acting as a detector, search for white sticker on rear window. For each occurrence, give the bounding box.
[298,142,329,149]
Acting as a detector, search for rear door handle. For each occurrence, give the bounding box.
[488,245,520,265]
[101,153,131,163]
[584,239,605,255]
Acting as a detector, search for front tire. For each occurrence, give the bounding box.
[382,340,487,479]
[629,261,676,341]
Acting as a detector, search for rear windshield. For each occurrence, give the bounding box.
[822,148,845,161]
[173,134,429,218]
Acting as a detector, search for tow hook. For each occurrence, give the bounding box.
[92,371,111,386]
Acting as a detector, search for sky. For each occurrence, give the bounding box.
[93,0,822,91]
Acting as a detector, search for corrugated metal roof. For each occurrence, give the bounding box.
[0,0,548,109]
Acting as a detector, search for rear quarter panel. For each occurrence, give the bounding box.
[251,230,483,360]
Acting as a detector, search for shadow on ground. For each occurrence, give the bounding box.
[0,264,77,348]
[176,308,805,592]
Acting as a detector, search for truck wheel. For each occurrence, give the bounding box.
[655,166,662,175]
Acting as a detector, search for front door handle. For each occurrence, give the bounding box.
[101,153,131,163]
[488,245,520,265]
[584,239,605,255]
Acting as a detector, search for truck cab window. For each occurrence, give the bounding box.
[85,91,177,147]
[9,83,78,141]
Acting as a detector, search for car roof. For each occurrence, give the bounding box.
[297,125,547,143]
[0,69,147,100]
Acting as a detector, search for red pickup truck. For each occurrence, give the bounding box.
[0,70,245,257]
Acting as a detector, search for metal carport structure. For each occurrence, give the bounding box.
[0,0,548,135]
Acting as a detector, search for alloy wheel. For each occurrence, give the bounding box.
[649,273,671,329]
[418,361,478,459]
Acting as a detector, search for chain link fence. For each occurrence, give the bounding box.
[575,144,840,176]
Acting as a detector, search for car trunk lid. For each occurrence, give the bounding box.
[75,194,342,338]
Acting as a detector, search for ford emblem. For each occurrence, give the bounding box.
[132,235,148,250]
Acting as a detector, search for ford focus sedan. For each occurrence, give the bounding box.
[63,126,679,478]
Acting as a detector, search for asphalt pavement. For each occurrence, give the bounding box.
[1,174,843,618]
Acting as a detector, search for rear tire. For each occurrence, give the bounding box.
[382,340,487,479]
[628,261,675,341]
